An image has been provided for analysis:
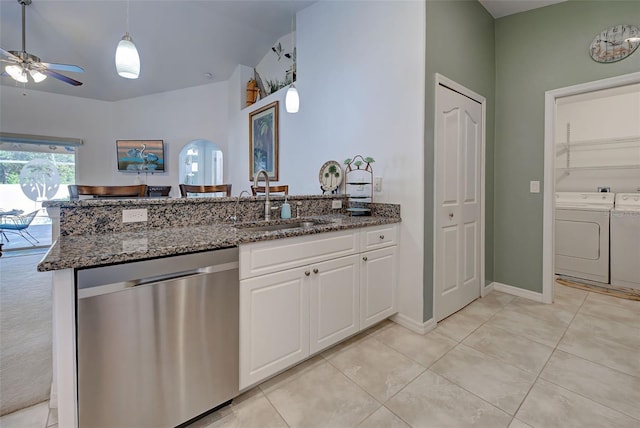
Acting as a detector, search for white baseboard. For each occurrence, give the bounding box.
[49,382,57,409]
[491,282,544,302]
[391,313,436,335]
[482,282,494,297]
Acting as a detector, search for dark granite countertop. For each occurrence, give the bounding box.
[38,214,400,272]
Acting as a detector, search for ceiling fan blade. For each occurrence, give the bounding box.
[0,48,21,62]
[42,62,84,73]
[42,69,83,86]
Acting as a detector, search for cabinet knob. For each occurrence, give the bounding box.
[362,256,368,261]
[305,271,310,276]
[449,212,454,219]
[379,234,385,240]
[313,268,319,274]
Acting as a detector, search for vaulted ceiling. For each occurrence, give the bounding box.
[0,0,566,102]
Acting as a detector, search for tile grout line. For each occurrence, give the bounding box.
[321,331,425,427]
[532,291,640,423]
[506,288,590,424]
[385,300,518,423]
[259,388,292,428]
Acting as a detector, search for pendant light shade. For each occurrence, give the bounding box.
[115,32,140,79]
[285,84,299,113]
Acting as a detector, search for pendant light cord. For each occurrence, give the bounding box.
[126,0,130,35]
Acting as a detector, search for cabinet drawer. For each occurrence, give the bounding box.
[360,224,398,251]
[240,229,359,280]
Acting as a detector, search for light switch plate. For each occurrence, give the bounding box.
[122,208,148,223]
[332,200,342,209]
[530,181,540,193]
[374,177,383,192]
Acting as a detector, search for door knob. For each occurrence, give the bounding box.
[304,271,310,276]
[449,212,454,219]
[313,268,319,274]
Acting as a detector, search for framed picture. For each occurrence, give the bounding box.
[116,140,165,172]
[249,101,279,181]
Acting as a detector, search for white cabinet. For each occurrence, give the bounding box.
[309,255,360,354]
[239,224,398,390]
[239,254,359,389]
[360,246,397,329]
[239,265,309,389]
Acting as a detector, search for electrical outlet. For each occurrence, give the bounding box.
[122,208,148,223]
[332,200,343,209]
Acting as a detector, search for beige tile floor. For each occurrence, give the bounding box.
[2,284,639,428]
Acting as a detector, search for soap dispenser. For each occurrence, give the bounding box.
[281,197,291,219]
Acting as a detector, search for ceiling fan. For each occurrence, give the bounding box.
[1,0,83,86]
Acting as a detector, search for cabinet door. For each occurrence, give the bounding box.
[240,267,309,389]
[360,246,397,329]
[309,255,360,354]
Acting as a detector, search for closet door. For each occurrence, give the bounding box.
[434,83,483,322]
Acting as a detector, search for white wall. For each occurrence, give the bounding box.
[228,0,426,324]
[555,83,640,193]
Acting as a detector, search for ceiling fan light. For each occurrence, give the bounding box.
[115,33,140,79]
[6,64,28,83]
[285,83,299,113]
[29,69,47,83]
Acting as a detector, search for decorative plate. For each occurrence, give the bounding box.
[319,160,342,193]
[589,24,640,63]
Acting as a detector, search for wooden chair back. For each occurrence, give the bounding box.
[70,185,147,197]
[179,184,232,197]
[251,185,289,196]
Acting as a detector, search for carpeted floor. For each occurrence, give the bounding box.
[0,250,52,416]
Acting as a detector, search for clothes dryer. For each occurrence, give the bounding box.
[610,193,640,290]
[555,192,615,283]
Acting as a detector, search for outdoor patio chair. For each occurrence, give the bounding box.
[0,210,40,246]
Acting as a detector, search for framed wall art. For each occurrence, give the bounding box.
[249,101,279,181]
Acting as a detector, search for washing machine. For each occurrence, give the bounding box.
[555,192,615,283]
[610,193,640,290]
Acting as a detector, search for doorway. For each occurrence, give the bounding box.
[542,72,640,303]
[433,74,486,322]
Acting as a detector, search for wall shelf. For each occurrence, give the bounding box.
[556,124,640,174]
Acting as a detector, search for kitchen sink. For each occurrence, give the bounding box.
[234,220,327,233]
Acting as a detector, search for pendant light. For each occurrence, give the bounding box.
[285,15,299,113]
[115,0,140,79]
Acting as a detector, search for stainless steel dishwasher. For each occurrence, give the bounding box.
[76,248,239,428]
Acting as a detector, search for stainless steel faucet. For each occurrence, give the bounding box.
[253,169,271,221]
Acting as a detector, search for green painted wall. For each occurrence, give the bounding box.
[424,0,495,321]
[494,0,640,292]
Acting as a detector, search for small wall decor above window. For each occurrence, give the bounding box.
[589,24,640,63]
